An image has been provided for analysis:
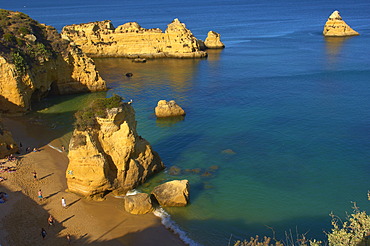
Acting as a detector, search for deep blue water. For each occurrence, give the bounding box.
[4,1,370,245]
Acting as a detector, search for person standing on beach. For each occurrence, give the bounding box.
[48,215,54,226]
[41,228,47,240]
[32,171,37,181]
[61,197,67,208]
[38,189,43,201]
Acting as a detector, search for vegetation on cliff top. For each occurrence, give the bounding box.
[0,9,69,75]
[74,94,123,131]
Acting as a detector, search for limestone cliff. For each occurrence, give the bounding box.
[0,10,106,113]
[66,101,164,199]
[0,117,18,158]
[323,10,359,37]
[61,18,208,58]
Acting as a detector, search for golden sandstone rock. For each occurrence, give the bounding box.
[151,180,190,207]
[61,18,208,58]
[0,10,106,113]
[323,10,359,37]
[66,104,164,199]
[204,31,225,49]
[154,100,186,118]
[0,119,18,158]
[123,193,154,214]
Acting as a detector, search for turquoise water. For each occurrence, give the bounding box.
[4,0,370,245]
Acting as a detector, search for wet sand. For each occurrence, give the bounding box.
[0,117,185,246]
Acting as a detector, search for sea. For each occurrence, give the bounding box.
[3,0,370,245]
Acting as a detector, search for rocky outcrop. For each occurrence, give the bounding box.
[204,31,225,49]
[323,10,359,37]
[0,118,18,158]
[151,180,189,207]
[66,102,164,199]
[154,100,186,118]
[123,193,154,214]
[61,18,208,58]
[0,10,106,114]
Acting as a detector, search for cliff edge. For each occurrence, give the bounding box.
[0,117,18,158]
[66,96,164,199]
[323,10,359,37]
[0,9,106,113]
[61,18,209,58]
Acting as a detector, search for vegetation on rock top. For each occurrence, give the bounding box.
[0,9,69,76]
[74,94,123,131]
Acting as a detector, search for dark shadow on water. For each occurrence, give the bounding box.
[156,116,185,127]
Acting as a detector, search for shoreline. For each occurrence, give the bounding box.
[0,116,186,246]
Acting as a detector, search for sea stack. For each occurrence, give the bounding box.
[204,31,225,49]
[323,10,359,37]
[66,96,164,200]
[0,10,106,114]
[155,100,186,118]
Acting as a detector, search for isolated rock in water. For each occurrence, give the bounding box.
[204,31,225,49]
[66,101,164,200]
[323,10,359,37]
[151,180,190,207]
[0,10,106,113]
[0,118,18,158]
[123,193,153,214]
[155,100,186,118]
[221,149,236,155]
[61,18,207,58]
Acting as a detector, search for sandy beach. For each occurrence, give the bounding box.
[0,117,185,246]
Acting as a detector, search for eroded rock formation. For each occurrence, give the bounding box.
[204,31,225,49]
[151,180,190,207]
[0,118,18,158]
[0,10,106,113]
[61,18,208,58]
[66,103,164,199]
[154,100,186,118]
[123,193,154,214]
[323,10,359,37]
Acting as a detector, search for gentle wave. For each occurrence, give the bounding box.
[126,189,139,196]
[153,207,202,246]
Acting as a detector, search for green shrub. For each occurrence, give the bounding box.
[3,33,15,43]
[11,51,28,75]
[327,204,370,246]
[74,94,124,131]
[19,26,30,35]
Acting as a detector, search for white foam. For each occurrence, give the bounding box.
[47,144,62,153]
[153,207,202,246]
[125,189,139,196]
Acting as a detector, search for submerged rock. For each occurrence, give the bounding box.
[168,166,182,176]
[323,10,359,37]
[123,193,153,214]
[221,149,236,155]
[151,180,190,207]
[155,100,186,118]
